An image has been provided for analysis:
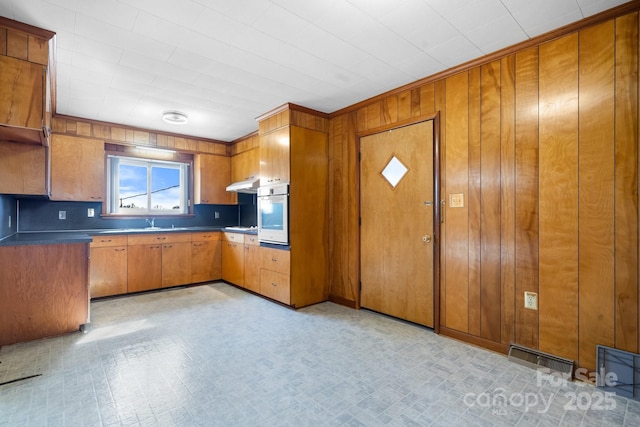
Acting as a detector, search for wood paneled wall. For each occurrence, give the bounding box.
[328,10,640,371]
[52,116,230,155]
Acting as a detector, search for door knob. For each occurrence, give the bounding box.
[422,235,432,243]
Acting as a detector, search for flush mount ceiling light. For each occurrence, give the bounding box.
[162,110,188,125]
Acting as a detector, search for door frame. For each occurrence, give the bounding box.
[356,112,441,333]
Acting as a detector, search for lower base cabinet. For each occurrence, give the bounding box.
[161,241,192,287]
[222,233,245,286]
[259,247,291,304]
[0,243,89,346]
[88,231,223,299]
[192,236,222,283]
[127,244,162,293]
[90,246,128,298]
[89,235,128,298]
[259,269,290,304]
[244,236,260,293]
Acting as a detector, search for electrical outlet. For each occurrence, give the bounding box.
[524,292,538,310]
[87,208,95,217]
[214,211,220,219]
[58,210,66,220]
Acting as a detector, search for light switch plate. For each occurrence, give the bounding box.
[88,208,95,217]
[58,210,66,220]
[449,193,464,208]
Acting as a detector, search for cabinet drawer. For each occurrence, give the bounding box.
[192,231,220,242]
[260,247,290,275]
[128,232,191,245]
[244,234,259,246]
[260,269,290,304]
[222,232,244,243]
[91,235,128,248]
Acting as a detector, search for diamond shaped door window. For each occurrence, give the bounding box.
[381,155,408,188]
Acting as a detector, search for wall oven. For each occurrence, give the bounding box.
[257,183,289,245]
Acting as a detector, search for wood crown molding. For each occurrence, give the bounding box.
[53,113,230,146]
[0,16,55,40]
[255,102,330,122]
[330,0,640,118]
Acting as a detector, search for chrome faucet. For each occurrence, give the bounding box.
[146,218,155,228]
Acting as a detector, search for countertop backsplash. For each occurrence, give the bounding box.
[0,194,17,238]
[16,198,243,232]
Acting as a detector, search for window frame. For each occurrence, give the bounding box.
[104,150,194,218]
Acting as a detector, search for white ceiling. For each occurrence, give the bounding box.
[0,0,630,141]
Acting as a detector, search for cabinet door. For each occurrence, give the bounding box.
[222,241,244,286]
[0,55,44,130]
[260,269,290,304]
[260,247,290,275]
[50,135,104,201]
[244,244,260,293]
[0,141,47,195]
[194,153,234,204]
[162,242,192,287]
[89,246,127,298]
[259,128,290,185]
[127,244,162,292]
[231,148,259,182]
[192,240,222,283]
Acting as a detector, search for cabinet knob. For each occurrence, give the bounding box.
[157,237,167,240]
[272,258,277,262]
[271,282,277,287]
[114,248,125,252]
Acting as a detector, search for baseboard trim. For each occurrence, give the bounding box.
[328,295,357,309]
[439,326,510,355]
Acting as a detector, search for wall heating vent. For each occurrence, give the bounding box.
[508,344,574,377]
[596,345,640,401]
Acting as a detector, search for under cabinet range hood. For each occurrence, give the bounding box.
[226,177,260,193]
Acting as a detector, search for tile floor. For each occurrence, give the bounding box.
[0,282,639,426]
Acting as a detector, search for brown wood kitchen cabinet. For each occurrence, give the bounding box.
[161,233,192,287]
[191,232,222,283]
[89,235,128,298]
[194,153,234,204]
[231,147,260,183]
[256,104,329,308]
[50,134,104,201]
[259,127,290,185]
[0,141,48,195]
[259,247,291,304]
[127,234,163,293]
[221,232,245,286]
[0,243,89,347]
[243,234,260,293]
[0,18,54,145]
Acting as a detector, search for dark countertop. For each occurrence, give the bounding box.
[0,226,258,247]
[0,231,93,247]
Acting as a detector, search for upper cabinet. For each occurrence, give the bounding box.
[0,19,55,146]
[231,147,259,183]
[259,128,290,185]
[50,135,105,201]
[0,141,48,196]
[194,153,235,204]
